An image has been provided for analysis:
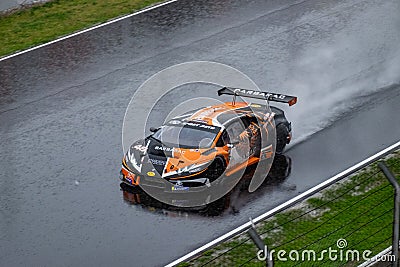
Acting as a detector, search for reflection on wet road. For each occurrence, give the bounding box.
[1,0,399,266]
[120,154,292,217]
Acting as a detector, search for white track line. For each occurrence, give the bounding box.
[0,0,178,62]
[357,246,392,267]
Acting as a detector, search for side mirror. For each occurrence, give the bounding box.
[227,140,239,148]
[149,127,158,133]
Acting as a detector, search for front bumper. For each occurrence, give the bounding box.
[120,166,141,186]
[120,162,165,189]
[120,158,211,189]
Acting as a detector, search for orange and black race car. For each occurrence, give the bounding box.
[121,87,297,189]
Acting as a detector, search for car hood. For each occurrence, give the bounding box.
[126,138,217,179]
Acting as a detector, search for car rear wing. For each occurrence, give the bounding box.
[218,87,297,106]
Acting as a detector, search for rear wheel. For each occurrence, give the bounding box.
[268,154,292,181]
[276,123,290,154]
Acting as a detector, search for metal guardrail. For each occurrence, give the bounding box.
[379,162,400,267]
[167,140,400,267]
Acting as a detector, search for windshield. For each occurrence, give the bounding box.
[152,123,220,149]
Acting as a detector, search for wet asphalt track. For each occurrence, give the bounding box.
[1,0,400,266]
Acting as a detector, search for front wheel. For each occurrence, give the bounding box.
[205,157,226,183]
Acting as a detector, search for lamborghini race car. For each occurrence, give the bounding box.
[121,87,297,188]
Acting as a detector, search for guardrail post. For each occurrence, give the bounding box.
[378,162,399,267]
[247,218,273,267]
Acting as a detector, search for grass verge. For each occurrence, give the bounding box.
[182,151,400,266]
[0,0,166,57]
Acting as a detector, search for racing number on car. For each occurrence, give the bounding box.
[263,112,275,136]
[134,144,147,153]
[263,112,275,128]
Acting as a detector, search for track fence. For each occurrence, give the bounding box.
[167,141,400,267]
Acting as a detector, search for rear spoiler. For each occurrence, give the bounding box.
[218,87,297,106]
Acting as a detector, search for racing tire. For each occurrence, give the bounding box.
[205,157,226,183]
[268,154,292,182]
[276,123,289,154]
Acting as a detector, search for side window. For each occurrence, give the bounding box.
[216,130,230,147]
[247,116,258,125]
[240,117,251,128]
[226,120,246,141]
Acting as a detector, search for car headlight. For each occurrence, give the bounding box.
[186,161,212,174]
[162,160,212,178]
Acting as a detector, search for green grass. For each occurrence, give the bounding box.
[184,151,400,266]
[0,0,166,57]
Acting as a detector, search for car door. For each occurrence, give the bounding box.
[225,117,251,168]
